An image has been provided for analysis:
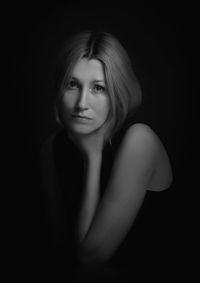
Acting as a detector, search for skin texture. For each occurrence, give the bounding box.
[59,58,110,156]
[78,123,173,265]
[40,59,173,269]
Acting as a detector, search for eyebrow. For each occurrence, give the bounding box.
[71,77,105,83]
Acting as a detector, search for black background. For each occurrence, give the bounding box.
[5,1,197,278]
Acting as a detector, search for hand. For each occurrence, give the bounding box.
[68,126,106,161]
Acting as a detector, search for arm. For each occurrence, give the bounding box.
[76,154,102,243]
[77,124,160,266]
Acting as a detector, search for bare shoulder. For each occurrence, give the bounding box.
[121,123,173,191]
[112,122,162,177]
[120,123,162,155]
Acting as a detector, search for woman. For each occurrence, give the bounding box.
[40,30,173,278]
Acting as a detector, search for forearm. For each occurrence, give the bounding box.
[76,154,102,243]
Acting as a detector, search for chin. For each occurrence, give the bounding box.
[69,123,105,136]
[69,124,95,135]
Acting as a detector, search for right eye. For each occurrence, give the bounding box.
[67,80,79,89]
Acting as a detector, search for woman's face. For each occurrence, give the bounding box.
[59,58,110,136]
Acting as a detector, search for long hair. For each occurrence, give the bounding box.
[53,30,142,139]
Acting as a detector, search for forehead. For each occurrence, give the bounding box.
[71,58,105,81]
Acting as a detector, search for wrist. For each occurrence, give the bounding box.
[84,152,102,166]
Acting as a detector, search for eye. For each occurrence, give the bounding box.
[92,84,106,94]
[67,80,79,89]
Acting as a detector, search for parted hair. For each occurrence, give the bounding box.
[53,30,142,139]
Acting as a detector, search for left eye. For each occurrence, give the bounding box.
[92,85,105,93]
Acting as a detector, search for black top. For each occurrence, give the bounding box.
[49,118,174,276]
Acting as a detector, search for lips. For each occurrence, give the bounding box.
[71,114,92,120]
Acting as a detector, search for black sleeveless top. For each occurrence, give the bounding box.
[51,118,174,274]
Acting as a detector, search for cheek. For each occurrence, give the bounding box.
[58,94,75,124]
[61,92,77,111]
[95,99,110,121]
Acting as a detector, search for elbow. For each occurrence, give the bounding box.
[78,244,111,268]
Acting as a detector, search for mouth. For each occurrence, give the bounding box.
[71,114,92,120]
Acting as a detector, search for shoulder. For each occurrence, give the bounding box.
[124,122,156,138]
[39,132,62,195]
[39,132,59,186]
[39,129,74,172]
[110,123,161,180]
[39,132,58,162]
[118,123,173,190]
[119,123,162,157]
[111,122,166,182]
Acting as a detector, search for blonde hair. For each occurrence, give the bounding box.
[54,30,142,139]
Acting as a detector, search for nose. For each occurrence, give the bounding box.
[75,87,89,111]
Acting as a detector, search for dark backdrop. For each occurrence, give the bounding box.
[5,1,197,279]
